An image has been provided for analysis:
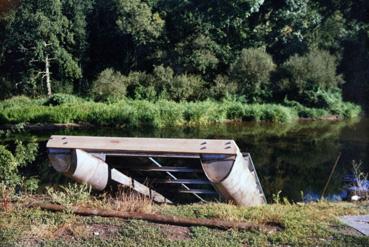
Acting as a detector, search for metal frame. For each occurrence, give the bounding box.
[47,136,267,206]
[148,157,207,202]
[243,152,266,203]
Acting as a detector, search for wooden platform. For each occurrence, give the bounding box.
[47,135,238,155]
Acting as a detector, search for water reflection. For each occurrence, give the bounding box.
[2,118,368,202]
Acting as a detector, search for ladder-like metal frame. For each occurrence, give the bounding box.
[148,157,207,202]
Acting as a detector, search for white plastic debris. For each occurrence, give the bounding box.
[351,195,361,201]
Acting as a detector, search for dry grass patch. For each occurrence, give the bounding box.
[97,187,155,213]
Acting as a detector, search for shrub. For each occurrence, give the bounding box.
[91,68,128,102]
[277,49,344,106]
[183,101,225,125]
[230,48,276,102]
[21,177,40,193]
[14,140,39,167]
[283,99,329,119]
[47,183,91,207]
[44,93,84,106]
[130,100,161,127]
[0,141,39,188]
[169,74,205,101]
[241,104,298,122]
[0,96,35,110]
[156,100,185,127]
[209,75,238,100]
[151,65,174,97]
[125,71,154,99]
[133,85,158,100]
[225,101,245,119]
[0,145,20,187]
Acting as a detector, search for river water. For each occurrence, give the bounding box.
[4,118,369,202]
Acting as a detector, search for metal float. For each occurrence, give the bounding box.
[47,135,266,206]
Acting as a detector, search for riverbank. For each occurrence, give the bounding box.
[1,190,369,246]
[0,96,361,128]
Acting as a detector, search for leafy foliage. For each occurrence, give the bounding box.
[115,0,164,45]
[277,49,344,106]
[44,93,83,106]
[47,183,91,207]
[209,75,238,100]
[230,48,276,102]
[0,145,20,187]
[0,0,368,110]
[91,69,128,102]
[169,74,205,101]
[1,0,82,96]
[0,141,38,188]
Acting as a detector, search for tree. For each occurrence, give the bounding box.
[230,48,275,102]
[266,0,322,62]
[115,0,164,45]
[159,0,267,76]
[169,34,220,76]
[277,49,344,106]
[61,0,94,93]
[341,31,369,108]
[2,0,81,96]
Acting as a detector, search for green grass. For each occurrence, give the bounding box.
[1,197,369,246]
[0,96,361,128]
[1,184,368,246]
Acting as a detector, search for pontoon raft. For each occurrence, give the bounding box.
[47,135,266,206]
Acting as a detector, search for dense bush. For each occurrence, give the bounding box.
[91,69,128,102]
[0,141,38,188]
[209,75,238,100]
[149,68,208,101]
[230,48,276,102]
[0,145,20,187]
[0,96,36,110]
[277,49,344,106]
[169,74,205,101]
[125,67,206,101]
[150,65,174,98]
[156,100,185,127]
[118,71,159,100]
[311,90,362,118]
[44,93,84,106]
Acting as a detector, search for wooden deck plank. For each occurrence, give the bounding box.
[47,135,238,155]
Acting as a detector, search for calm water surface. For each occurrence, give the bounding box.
[4,118,369,202]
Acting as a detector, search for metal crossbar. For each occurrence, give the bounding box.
[152,179,210,185]
[124,166,203,173]
[148,157,206,202]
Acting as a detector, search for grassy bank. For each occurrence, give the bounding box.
[1,187,369,246]
[0,96,361,128]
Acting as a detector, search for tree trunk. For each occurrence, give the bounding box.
[45,54,52,96]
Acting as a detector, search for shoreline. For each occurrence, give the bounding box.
[0,98,361,129]
[0,115,346,131]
